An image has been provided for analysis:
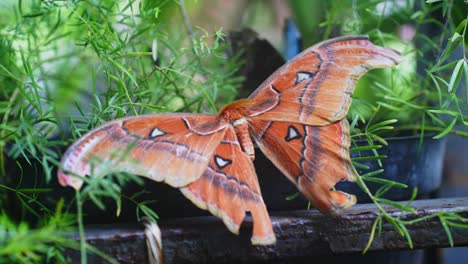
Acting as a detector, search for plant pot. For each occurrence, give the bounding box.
[338,135,446,202]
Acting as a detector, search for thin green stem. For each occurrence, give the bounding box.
[395,125,468,137]
[76,191,87,264]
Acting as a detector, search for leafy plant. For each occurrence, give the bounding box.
[0,200,74,263]
[0,0,242,262]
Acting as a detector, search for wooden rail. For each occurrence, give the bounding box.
[74,198,468,263]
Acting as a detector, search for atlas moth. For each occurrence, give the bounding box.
[58,35,402,245]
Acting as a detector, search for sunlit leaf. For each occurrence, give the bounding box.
[448,59,464,92]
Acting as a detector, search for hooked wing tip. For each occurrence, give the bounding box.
[381,46,404,65]
[319,35,404,65]
[57,169,84,190]
[364,46,403,70]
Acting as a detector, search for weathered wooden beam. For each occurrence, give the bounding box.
[77,198,468,263]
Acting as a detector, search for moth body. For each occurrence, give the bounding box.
[220,101,257,160]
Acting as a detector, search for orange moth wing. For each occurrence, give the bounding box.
[249,119,356,213]
[180,126,275,245]
[244,36,402,125]
[58,114,227,189]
